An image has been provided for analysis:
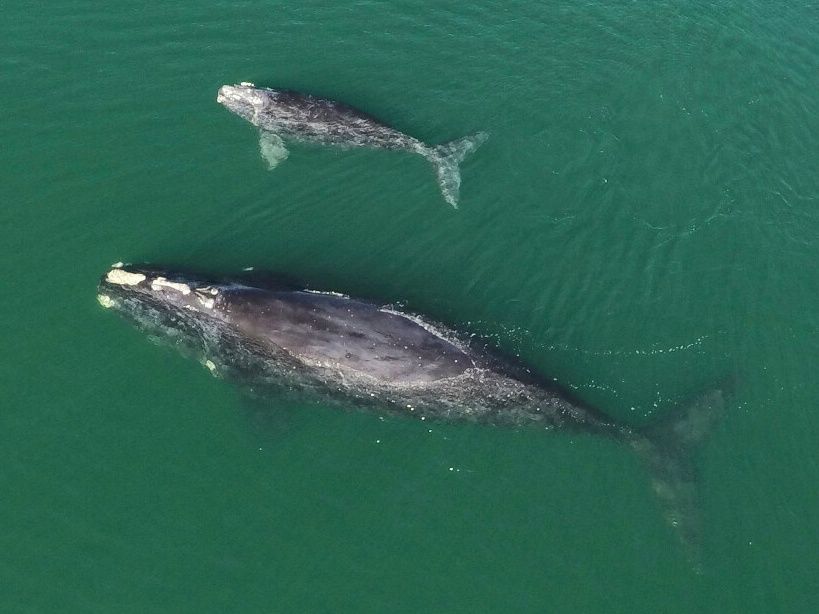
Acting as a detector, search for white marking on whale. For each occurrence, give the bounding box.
[97,294,116,308]
[151,277,191,295]
[105,269,146,286]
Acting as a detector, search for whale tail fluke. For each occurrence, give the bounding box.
[632,385,732,570]
[427,132,488,208]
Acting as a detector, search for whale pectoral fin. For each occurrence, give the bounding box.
[258,132,288,170]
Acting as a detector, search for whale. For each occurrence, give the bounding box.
[216,82,487,208]
[98,263,728,565]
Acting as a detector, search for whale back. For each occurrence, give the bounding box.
[219,288,474,385]
[250,89,409,147]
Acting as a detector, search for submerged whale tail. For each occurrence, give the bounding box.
[426,132,489,208]
[632,386,731,569]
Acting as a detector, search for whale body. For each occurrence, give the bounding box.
[217,82,487,208]
[98,263,727,565]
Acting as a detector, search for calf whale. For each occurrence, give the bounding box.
[98,263,728,565]
[216,82,487,208]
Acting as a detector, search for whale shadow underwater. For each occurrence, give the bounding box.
[216,82,488,208]
[98,263,731,568]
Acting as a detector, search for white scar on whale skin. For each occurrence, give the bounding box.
[303,289,348,298]
[106,269,146,286]
[151,277,191,295]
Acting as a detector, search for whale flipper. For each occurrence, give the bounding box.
[633,386,731,569]
[427,132,488,208]
[259,131,289,170]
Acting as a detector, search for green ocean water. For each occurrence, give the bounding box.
[2,0,818,611]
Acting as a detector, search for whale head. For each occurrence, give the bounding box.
[216,82,268,123]
[99,263,220,309]
[97,263,229,351]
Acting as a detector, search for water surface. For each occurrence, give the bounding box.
[2,1,818,611]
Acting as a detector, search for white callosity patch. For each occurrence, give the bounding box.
[97,294,116,308]
[195,292,215,310]
[106,269,146,286]
[151,277,191,295]
[193,287,218,310]
[203,359,217,375]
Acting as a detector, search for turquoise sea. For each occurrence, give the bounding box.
[2,1,818,611]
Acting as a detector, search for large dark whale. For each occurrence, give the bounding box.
[216,82,487,208]
[98,263,727,565]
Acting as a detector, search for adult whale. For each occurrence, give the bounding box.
[98,263,728,565]
[216,82,487,208]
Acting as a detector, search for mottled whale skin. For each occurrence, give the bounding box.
[98,263,727,565]
[97,264,610,427]
[216,82,487,207]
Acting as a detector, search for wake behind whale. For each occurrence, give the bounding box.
[217,82,487,208]
[98,263,729,567]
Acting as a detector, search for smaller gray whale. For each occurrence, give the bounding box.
[98,263,730,567]
[217,82,488,208]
